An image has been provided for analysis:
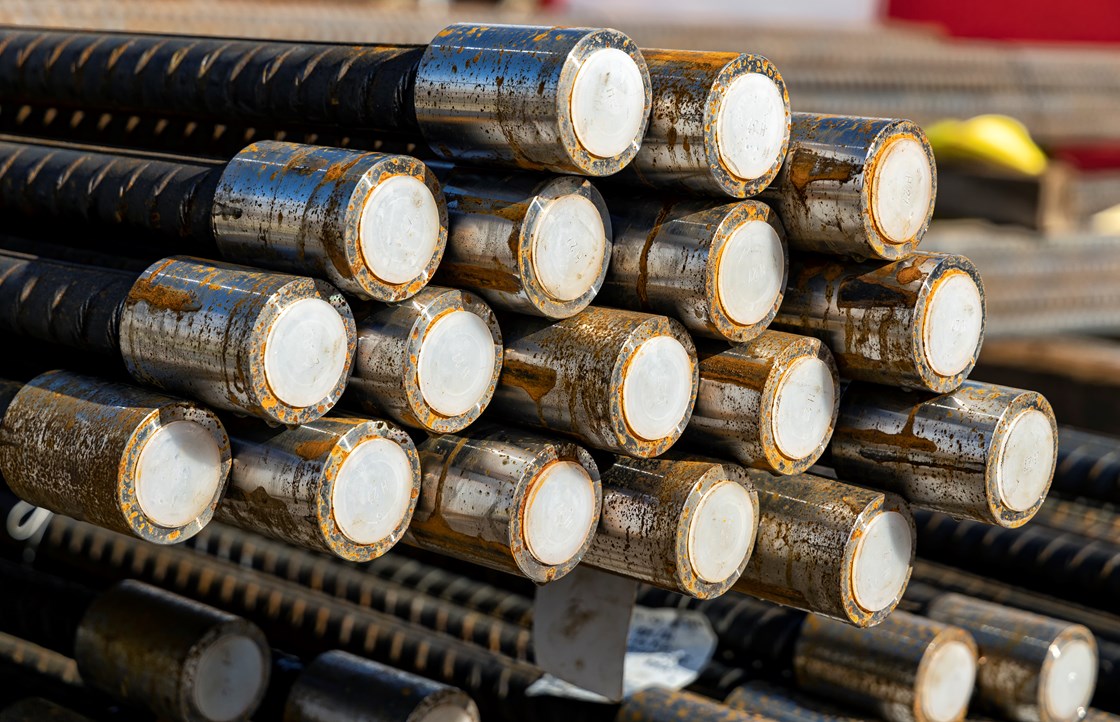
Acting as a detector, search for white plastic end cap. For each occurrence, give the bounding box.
[192,633,266,722]
[772,356,835,461]
[360,174,442,285]
[332,438,415,545]
[417,310,497,418]
[622,336,694,442]
[524,461,597,566]
[264,297,349,408]
[570,48,646,159]
[716,72,788,181]
[922,272,983,378]
[688,481,756,584]
[872,137,934,243]
[135,420,223,528]
[717,220,785,326]
[851,510,912,612]
[996,408,1056,512]
[1045,636,1097,722]
[530,194,607,302]
[418,704,475,722]
[921,640,978,722]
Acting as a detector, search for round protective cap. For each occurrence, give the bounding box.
[872,137,934,243]
[622,336,694,442]
[332,438,415,545]
[1044,636,1097,721]
[360,174,442,285]
[135,420,224,528]
[921,640,978,722]
[570,48,647,159]
[922,272,984,378]
[851,510,912,612]
[716,72,788,181]
[524,461,597,566]
[417,310,497,418]
[687,481,756,584]
[717,219,785,326]
[996,408,1055,512]
[772,356,835,460]
[418,704,475,722]
[530,194,607,302]
[192,633,266,722]
[264,298,349,408]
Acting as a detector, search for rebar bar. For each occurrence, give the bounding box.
[618,687,772,722]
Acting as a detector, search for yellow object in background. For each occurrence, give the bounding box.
[926,114,1049,176]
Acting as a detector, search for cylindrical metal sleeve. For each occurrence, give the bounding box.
[622,50,790,198]
[407,425,602,583]
[772,252,985,393]
[0,250,134,355]
[794,611,978,722]
[0,370,231,543]
[0,29,424,133]
[726,681,873,722]
[346,285,502,433]
[925,593,1098,722]
[583,457,758,598]
[1051,427,1120,506]
[600,196,788,342]
[761,114,936,261]
[74,580,271,722]
[119,256,356,425]
[212,141,447,301]
[734,470,915,627]
[414,24,651,176]
[685,331,838,474]
[0,139,220,250]
[493,307,698,457]
[283,650,481,722]
[217,417,420,562]
[434,167,611,319]
[831,381,1057,527]
[617,688,773,722]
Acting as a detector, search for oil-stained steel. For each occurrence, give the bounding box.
[433,166,611,319]
[617,687,773,722]
[685,331,839,474]
[120,256,356,425]
[772,252,985,393]
[407,425,602,584]
[216,417,420,562]
[794,611,978,722]
[925,594,1098,722]
[493,307,698,457]
[283,651,481,722]
[725,681,872,722]
[346,285,502,433]
[831,381,1057,527]
[0,25,652,176]
[600,196,788,342]
[734,470,915,627]
[213,141,447,301]
[583,456,759,598]
[761,114,937,261]
[0,370,230,544]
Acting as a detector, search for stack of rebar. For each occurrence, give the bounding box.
[0,19,1094,722]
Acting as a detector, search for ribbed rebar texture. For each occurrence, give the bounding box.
[1051,427,1120,507]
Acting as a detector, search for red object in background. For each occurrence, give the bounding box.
[888,0,1120,44]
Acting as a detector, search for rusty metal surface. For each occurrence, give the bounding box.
[831,381,1057,527]
[346,285,502,433]
[760,114,935,262]
[216,416,420,562]
[600,196,788,342]
[434,166,610,319]
[0,370,230,543]
[686,331,838,474]
[407,425,601,583]
[617,687,774,722]
[619,50,789,198]
[734,470,914,627]
[493,306,698,457]
[772,252,985,393]
[119,256,355,425]
[1031,496,1120,543]
[726,681,873,722]
[583,456,758,598]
